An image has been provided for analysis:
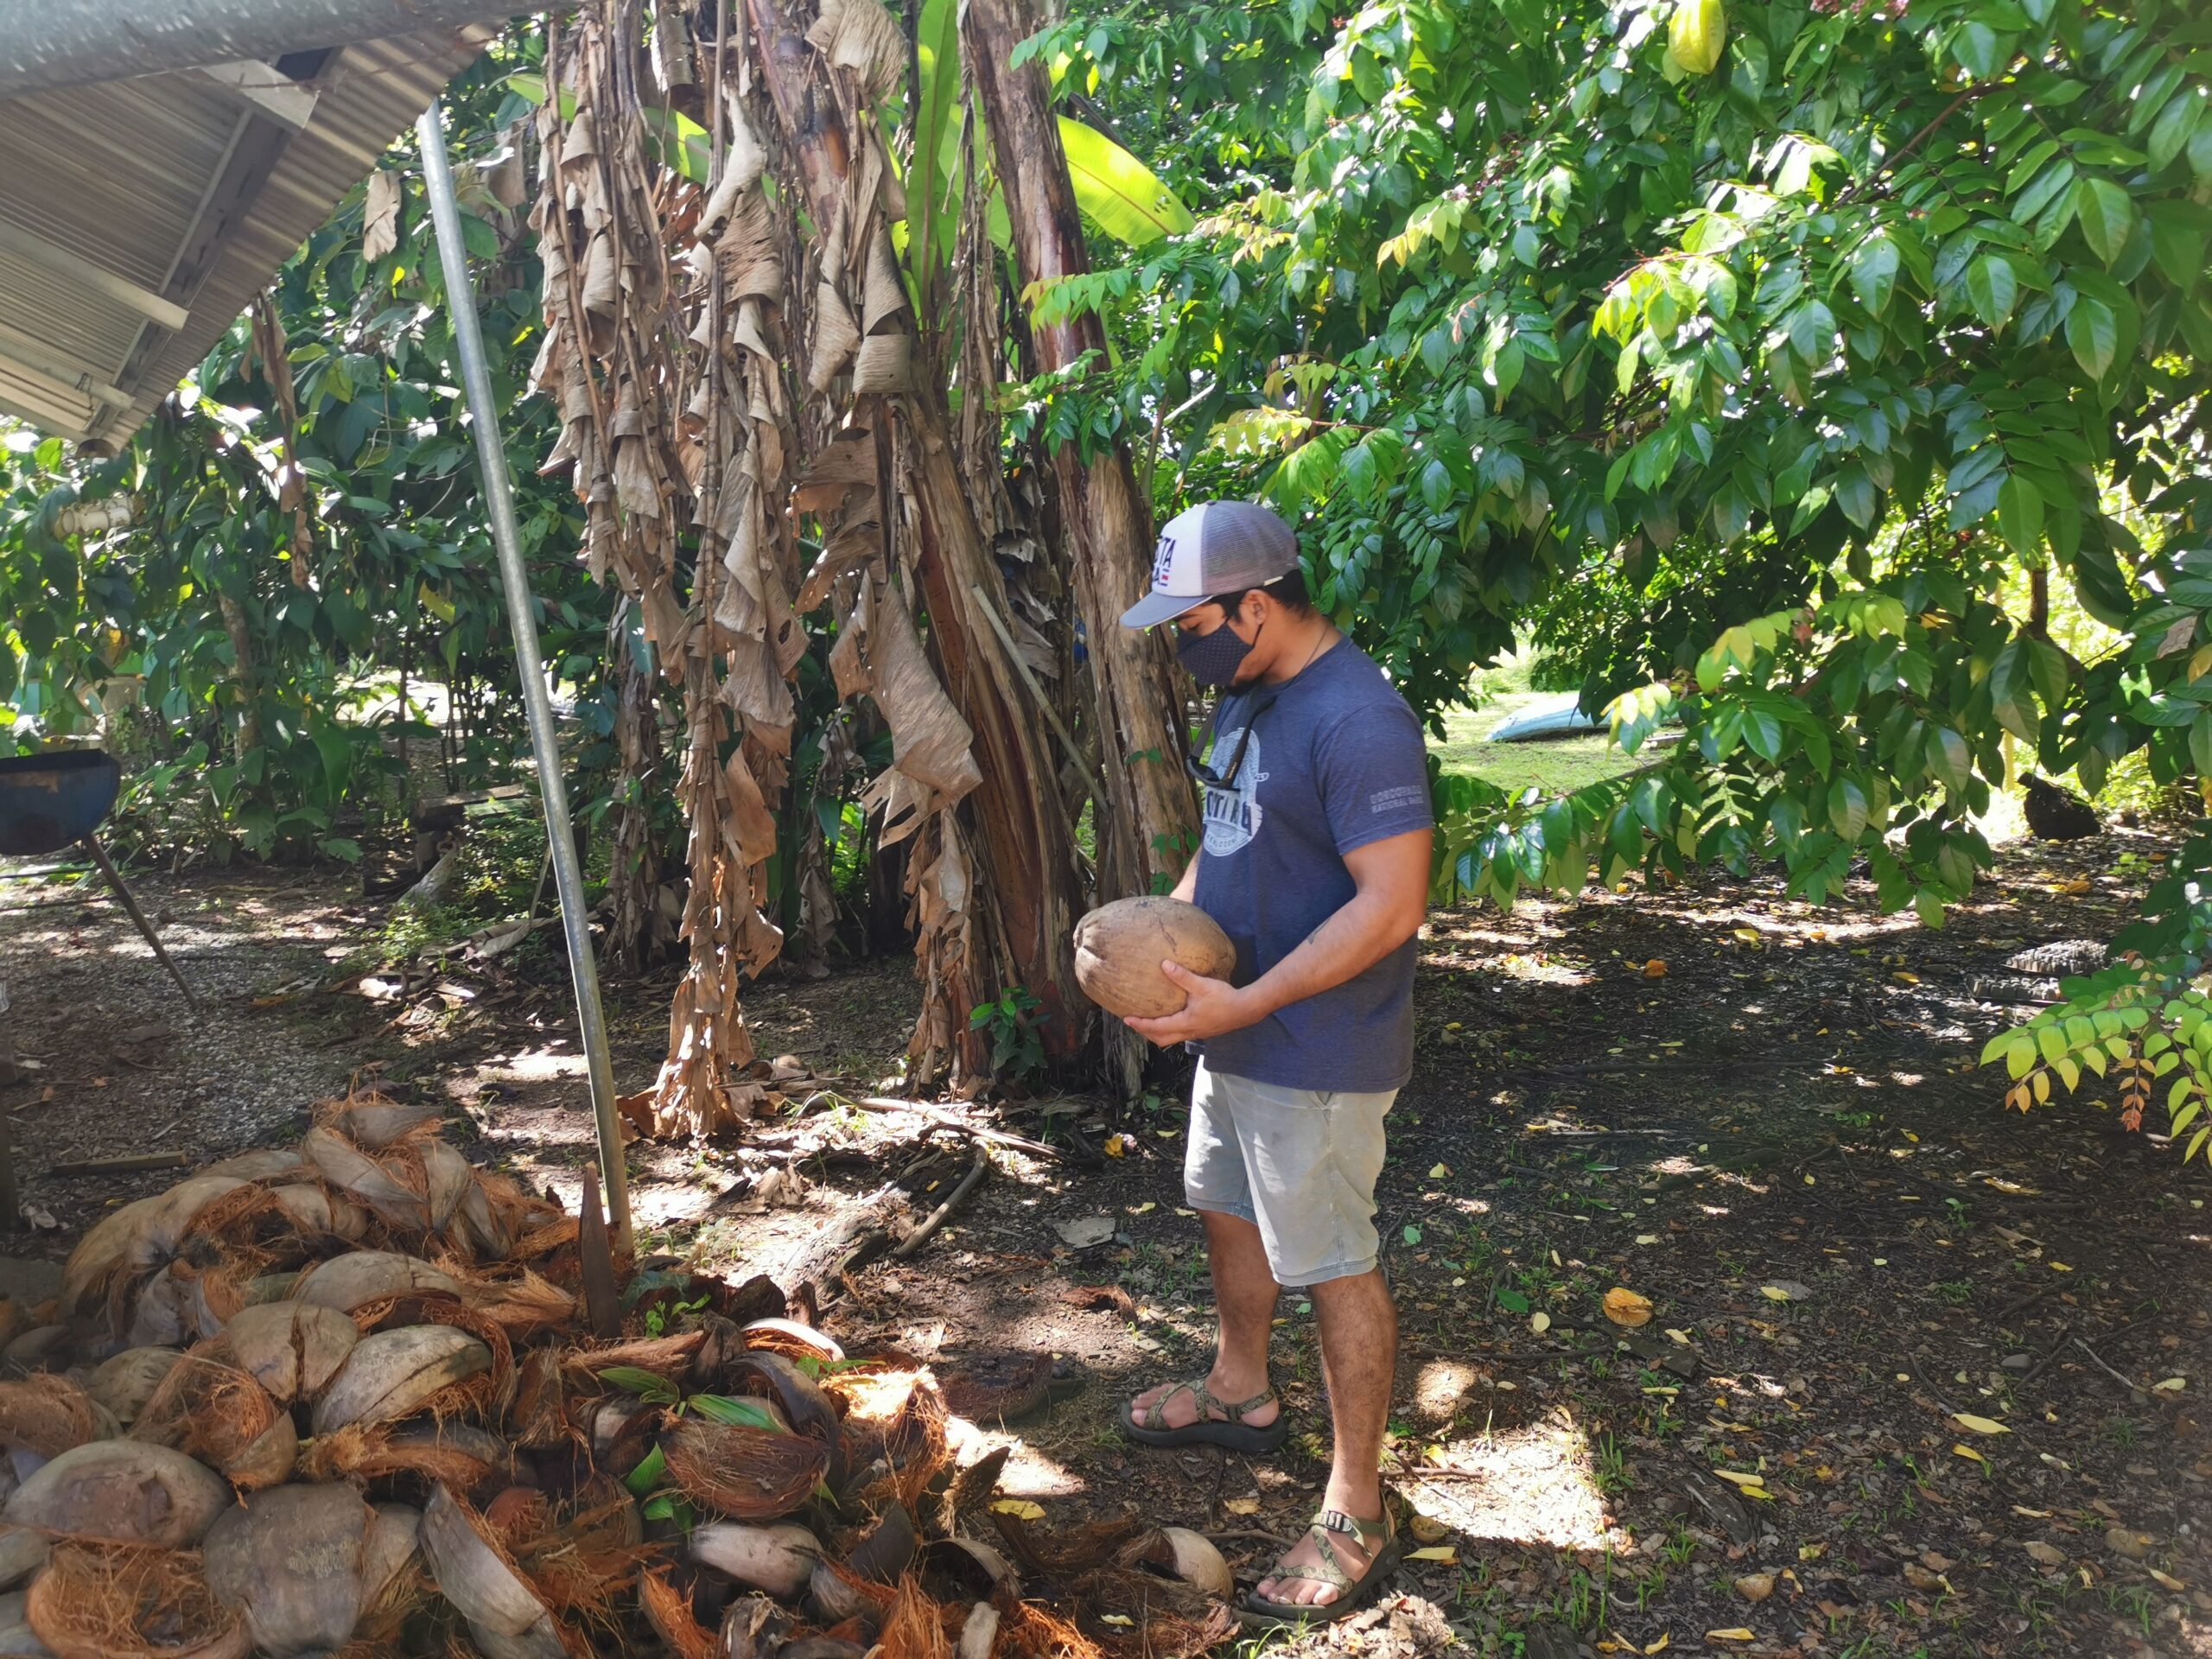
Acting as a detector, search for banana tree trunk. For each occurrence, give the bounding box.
[964,0,1199,917]
[745,0,1085,1067]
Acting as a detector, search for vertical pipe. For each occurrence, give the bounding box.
[416,100,632,1252]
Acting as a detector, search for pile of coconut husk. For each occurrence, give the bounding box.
[0,1091,1233,1659]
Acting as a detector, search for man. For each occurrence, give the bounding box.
[1114,499,1433,1623]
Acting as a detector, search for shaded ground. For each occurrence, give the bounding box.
[0,826,2206,1657]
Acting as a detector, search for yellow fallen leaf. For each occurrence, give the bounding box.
[1100,1614,1135,1628]
[1706,1631,1757,1643]
[1892,969,1921,984]
[1952,1442,1988,1465]
[1445,1021,1463,1032]
[1127,1202,1156,1216]
[2149,1568,2187,1592]
[1732,927,1759,944]
[2152,1377,2186,1393]
[2049,1261,2073,1272]
[1603,1287,1654,1327]
[1222,1497,1260,1516]
[1713,1471,1767,1489]
[1530,1311,1551,1334]
[1645,1637,1670,1656]
[1175,1207,1196,1217]
[1407,1545,1458,1563]
[1952,1413,2010,1435]
[1799,1541,1826,1560]
[1103,1135,1128,1158]
[1665,1328,1692,1344]
[1643,958,1669,979]
[1759,1286,1793,1302]
[1428,1162,1451,1179]
[1636,1234,1660,1245]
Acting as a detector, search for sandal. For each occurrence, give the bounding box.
[1239,1506,1400,1626]
[1116,1378,1287,1453]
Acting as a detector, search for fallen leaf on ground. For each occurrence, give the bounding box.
[1952,1442,1987,1465]
[1713,1471,1768,1491]
[1222,1497,1260,1516]
[1604,1287,1654,1327]
[1952,1413,2009,1434]
[1902,1563,1948,1592]
[1407,1545,1457,1563]
[2024,1541,2066,1567]
[1734,1573,1774,1602]
[1126,1201,1156,1216]
[2149,1568,2187,1592]
[992,1500,1045,1521]
[2106,1529,2155,1560]
[1705,1631,1756,1643]
[1428,1162,1451,1179]
[1059,1282,1137,1318]
[1102,1135,1128,1157]
[1408,1514,1449,1543]
[1530,1312,1551,1334]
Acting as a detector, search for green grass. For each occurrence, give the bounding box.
[1428,693,1650,798]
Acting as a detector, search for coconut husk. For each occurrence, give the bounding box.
[512,1489,649,1623]
[202,1483,375,1656]
[740,1319,840,1365]
[129,1354,295,1492]
[563,1331,705,1388]
[0,1375,99,1460]
[24,1541,248,1659]
[1,1325,69,1376]
[311,1325,495,1436]
[421,1141,477,1238]
[721,1593,797,1659]
[211,1301,359,1403]
[360,1299,516,1418]
[300,1128,430,1236]
[508,1216,582,1262]
[873,1575,952,1659]
[3,1440,232,1547]
[419,1484,567,1659]
[64,1179,264,1333]
[987,1513,1144,1581]
[508,1350,571,1450]
[197,1149,307,1183]
[639,1566,715,1659]
[662,1415,830,1521]
[267,1183,371,1243]
[301,1420,512,1491]
[988,1595,1107,1659]
[293,1252,462,1314]
[825,1371,945,1512]
[807,1559,897,1636]
[315,1093,444,1150]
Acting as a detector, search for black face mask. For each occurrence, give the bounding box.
[1177,617,1259,687]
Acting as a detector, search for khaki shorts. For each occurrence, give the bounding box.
[1183,1059,1396,1288]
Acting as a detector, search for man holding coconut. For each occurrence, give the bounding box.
[1114,499,1433,1623]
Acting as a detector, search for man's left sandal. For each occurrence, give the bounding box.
[1237,1507,1401,1627]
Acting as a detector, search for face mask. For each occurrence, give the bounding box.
[1177,616,1258,687]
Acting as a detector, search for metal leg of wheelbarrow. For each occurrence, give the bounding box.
[80,836,200,1014]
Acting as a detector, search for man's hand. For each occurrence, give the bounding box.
[1123,959,1262,1046]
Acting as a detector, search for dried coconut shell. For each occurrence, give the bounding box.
[196,1149,306,1184]
[311,1325,494,1435]
[292,1252,461,1314]
[419,1484,566,1659]
[301,1419,512,1491]
[0,1377,100,1461]
[213,1301,358,1403]
[0,1588,42,1657]
[563,1330,705,1387]
[0,1331,67,1376]
[299,1128,429,1234]
[690,1522,822,1598]
[464,1269,576,1338]
[202,1484,376,1656]
[266,1184,368,1243]
[25,1540,249,1659]
[4,1440,231,1547]
[421,1140,476,1237]
[0,1528,48,1591]
[315,1094,442,1150]
[640,1565,716,1659]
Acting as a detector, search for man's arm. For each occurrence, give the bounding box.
[1170,850,1199,904]
[1125,826,1432,1046]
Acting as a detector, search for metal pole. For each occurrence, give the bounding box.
[416,100,632,1252]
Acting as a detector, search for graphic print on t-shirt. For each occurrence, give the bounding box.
[1200,725,1267,856]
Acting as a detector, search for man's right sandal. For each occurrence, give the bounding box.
[1238,1506,1401,1626]
[1116,1379,1288,1452]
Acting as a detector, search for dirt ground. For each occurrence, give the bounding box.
[1,827,2206,1658]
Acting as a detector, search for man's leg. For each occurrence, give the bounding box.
[1254,1265,1397,1605]
[1128,1207,1282,1429]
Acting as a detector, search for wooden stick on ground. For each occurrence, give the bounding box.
[891,1148,990,1260]
[46,1151,192,1179]
[815,1092,1062,1160]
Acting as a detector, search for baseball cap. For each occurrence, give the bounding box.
[1120,500,1300,629]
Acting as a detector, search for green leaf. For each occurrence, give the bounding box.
[598,1365,681,1404]
[2065,295,2119,379]
[1496,1287,1531,1314]
[1995,473,2044,555]
[687,1394,786,1431]
[624,1445,667,1497]
[2072,177,2137,266]
[1966,254,2018,327]
[1058,117,1194,246]
[1850,233,1900,316]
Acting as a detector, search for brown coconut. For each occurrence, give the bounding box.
[1071,896,1236,1018]
[310,1324,493,1435]
[0,1376,102,1461]
[212,1301,358,1403]
[3,1441,231,1547]
[297,1129,430,1235]
[128,1356,296,1492]
[202,1483,377,1656]
[82,1342,176,1427]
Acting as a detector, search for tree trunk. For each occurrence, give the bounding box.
[602,609,665,977]
[216,594,264,762]
[964,0,1199,915]
[745,0,1085,1070]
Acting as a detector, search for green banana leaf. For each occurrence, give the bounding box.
[1058,116,1194,246]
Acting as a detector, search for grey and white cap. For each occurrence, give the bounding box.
[1119,499,1300,629]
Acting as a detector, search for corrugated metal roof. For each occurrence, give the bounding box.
[0,26,494,448]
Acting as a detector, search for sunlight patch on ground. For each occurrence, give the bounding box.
[476,1048,587,1082]
[946,1417,1087,1498]
[1395,1417,1614,1551]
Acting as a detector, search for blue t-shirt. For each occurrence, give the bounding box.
[1192,637,1432,1092]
